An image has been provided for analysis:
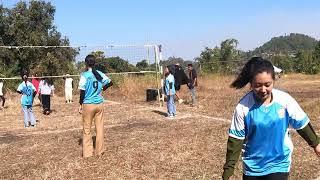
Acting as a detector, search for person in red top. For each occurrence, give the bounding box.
[31,74,41,104]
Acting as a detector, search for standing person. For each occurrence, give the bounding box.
[17,74,37,128]
[39,78,54,115]
[31,74,41,104]
[78,54,113,158]
[222,57,320,180]
[64,74,73,103]
[164,65,176,118]
[187,64,197,106]
[0,79,5,109]
[38,77,45,106]
[173,63,188,104]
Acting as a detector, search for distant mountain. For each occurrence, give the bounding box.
[251,33,318,55]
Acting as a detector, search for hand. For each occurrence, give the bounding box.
[169,92,172,96]
[314,144,320,156]
[78,105,83,114]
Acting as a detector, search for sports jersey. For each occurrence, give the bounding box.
[229,89,309,176]
[17,81,36,106]
[164,74,176,95]
[78,70,110,104]
[39,83,54,95]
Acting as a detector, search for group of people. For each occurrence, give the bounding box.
[163,63,198,118]
[1,55,319,180]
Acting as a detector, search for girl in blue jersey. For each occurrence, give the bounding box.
[78,55,113,158]
[164,65,176,118]
[17,74,37,128]
[222,57,320,180]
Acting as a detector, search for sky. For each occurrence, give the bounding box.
[2,0,320,60]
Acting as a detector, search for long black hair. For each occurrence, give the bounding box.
[230,57,275,89]
[85,54,103,81]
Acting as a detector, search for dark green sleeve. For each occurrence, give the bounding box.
[297,123,319,148]
[222,137,244,180]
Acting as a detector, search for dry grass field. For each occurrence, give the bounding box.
[0,74,319,179]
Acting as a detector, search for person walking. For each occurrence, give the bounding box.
[222,57,320,180]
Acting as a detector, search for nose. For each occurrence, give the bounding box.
[261,86,267,93]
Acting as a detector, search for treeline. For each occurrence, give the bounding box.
[1,1,320,79]
[197,34,320,74]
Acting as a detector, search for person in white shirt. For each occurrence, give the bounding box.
[63,74,73,103]
[0,79,5,109]
[38,78,54,115]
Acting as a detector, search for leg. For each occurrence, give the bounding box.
[47,95,51,114]
[69,89,73,102]
[94,104,105,156]
[168,95,174,116]
[82,104,95,157]
[22,106,30,127]
[190,88,196,105]
[171,95,176,115]
[41,95,46,113]
[0,96,5,107]
[65,88,68,103]
[166,96,170,116]
[28,106,36,126]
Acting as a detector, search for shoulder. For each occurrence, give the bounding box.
[272,88,294,105]
[236,91,256,112]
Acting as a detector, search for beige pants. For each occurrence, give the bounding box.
[65,87,73,102]
[82,103,104,157]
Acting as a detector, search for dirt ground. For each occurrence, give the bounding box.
[0,74,319,179]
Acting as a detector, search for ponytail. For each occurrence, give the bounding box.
[92,68,103,81]
[230,57,275,89]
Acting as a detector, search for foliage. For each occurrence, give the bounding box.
[196,38,246,74]
[0,1,78,78]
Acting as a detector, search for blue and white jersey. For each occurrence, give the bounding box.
[17,81,36,106]
[164,74,175,95]
[78,70,111,104]
[229,89,309,176]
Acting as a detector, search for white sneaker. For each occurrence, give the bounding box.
[178,99,184,104]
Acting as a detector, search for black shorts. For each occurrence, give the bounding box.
[243,172,289,180]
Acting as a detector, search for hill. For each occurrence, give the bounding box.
[251,33,318,55]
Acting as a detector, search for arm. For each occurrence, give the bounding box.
[78,90,85,114]
[103,81,113,91]
[297,123,319,148]
[193,77,197,86]
[287,95,320,155]
[222,137,243,180]
[297,123,320,156]
[169,82,173,95]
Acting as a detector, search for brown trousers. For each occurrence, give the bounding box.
[82,103,104,157]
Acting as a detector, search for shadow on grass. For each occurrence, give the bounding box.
[152,110,167,117]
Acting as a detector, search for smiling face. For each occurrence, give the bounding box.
[251,71,274,103]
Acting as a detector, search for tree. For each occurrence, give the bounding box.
[0,1,78,77]
[136,60,148,70]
